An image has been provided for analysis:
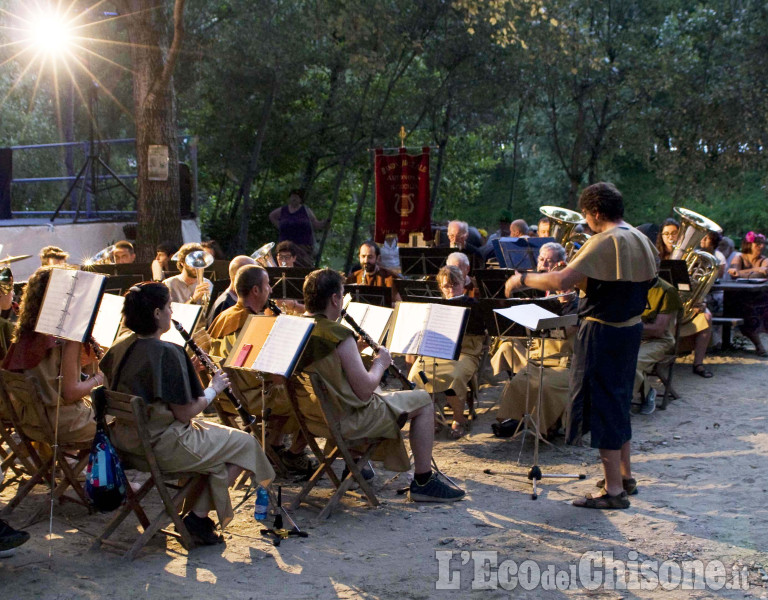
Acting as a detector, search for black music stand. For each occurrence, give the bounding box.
[265,267,314,281]
[344,284,392,307]
[398,247,453,278]
[84,262,154,281]
[492,237,551,270]
[488,304,584,500]
[269,276,306,300]
[394,278,441,300]
[473,269,517,298]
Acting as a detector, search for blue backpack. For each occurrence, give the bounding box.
[85,387,127,512]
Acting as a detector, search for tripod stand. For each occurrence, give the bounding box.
[486,306,584,499]
[50,80,136,223]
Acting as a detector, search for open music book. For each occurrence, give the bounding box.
[494,303,578,331]
[224,314,315,377]
[342,296,394,356]
[161,303,202,346]
[91,293,125,349]
[34,268,107,343]
[387,301,469,361]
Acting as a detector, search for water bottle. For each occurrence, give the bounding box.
[254,486,269,521]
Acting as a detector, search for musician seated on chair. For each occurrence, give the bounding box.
[1,266,102,444]
[491,242,571,377]
[493,243,577,438]
[100,282,274,545]
[162,243,213,305]
[39,245,69,267]
[208,265,315,474]
[275,241,299,268]
[407,265,484,441]
[112,240,136,264]
[447,220,485,270]
[633,277,683,414]
[347,241,400,289]
[446,252,478,299]
[295,268,465,502]
[207,255,255,327]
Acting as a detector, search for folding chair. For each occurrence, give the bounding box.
[286,373,384,520]
[0,370,90,515]
[650,309,683,410]
[0,389,40,494]
[90,388,207,560]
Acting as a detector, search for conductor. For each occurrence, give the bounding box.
[505,182,657,509]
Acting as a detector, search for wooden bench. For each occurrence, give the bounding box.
[711,317,744,350]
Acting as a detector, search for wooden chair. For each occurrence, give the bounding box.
[89,388,207,560]
[0,388,41,495]
[650,309,683,410]
[0,370,90,515]
[286,374,383,520]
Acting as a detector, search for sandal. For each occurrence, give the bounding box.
[572,491,630,509]
[595,477,638,495]
[449,421,467,440]
[692,364,713,378]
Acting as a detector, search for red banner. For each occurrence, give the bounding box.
[374,147,431,243]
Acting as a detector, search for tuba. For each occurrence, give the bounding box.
[670,207,722,324]
[82,245,115,267]
[184,250,214,314]
[539,206,590,260]
[251,242,277,268]
[0,266,13,296]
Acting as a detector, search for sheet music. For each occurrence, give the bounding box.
[420,303,468,360]
[161,303,202,346]
[251,315,314,376]
[388,303,429,355]
[342,301,393,356]
[494,303,560,331]
[91,293,125,349]
[35,269,106,342]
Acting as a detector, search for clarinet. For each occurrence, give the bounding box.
[172,319,256,430]
[340,309,415,390]
[266,298,282,315]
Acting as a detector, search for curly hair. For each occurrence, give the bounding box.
[303,268,343,314]
[13,265,77,342]
[578,182,624,222]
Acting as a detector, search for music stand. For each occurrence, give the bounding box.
[398,247,453,278]
[473,269,517,298]
[344,284,392,307]
[492,237,551,270]
[394,278,441,300]
[269,275,305,300]
[490,304,585,499]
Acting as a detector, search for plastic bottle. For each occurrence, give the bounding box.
[254,486,269,521]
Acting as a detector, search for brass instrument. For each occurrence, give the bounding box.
[184,249,214,313]
[539,206,589,260]
[82,245,115,267]
[670,207,722,324]
[251,242,277,268]
[0,266,13,296]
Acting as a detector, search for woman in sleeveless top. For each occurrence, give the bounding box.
[268,188,328,267]
[727,232,768,356]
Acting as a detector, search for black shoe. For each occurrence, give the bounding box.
[408,473,465,503]
[492,419,519,438]
[182,513,224,546]
[341,460,375,482]
[0,519,30,552]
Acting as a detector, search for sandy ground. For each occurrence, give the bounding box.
[2,344,768,600]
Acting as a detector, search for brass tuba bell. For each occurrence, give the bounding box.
[670,207,722,324]
[82,245,115,267]
[250,242,277,268]
[539,205,590,260]
[0,266,13,296]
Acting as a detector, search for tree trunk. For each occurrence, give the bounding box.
[506,102,524,212]
[120,0,186,262]
[232,76,277,255]
[344,166,372,274]
[315,157,350,266]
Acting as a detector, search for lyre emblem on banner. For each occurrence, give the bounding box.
[394,193,415,217]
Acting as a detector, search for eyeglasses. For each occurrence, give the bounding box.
[661,232,678,238]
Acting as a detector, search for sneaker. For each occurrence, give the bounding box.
[638,388,656,415]
[341,460,375,482]
[181,513,224,546]
[278,448,319,474]
[408,473,465,503]
[0,519,30,552]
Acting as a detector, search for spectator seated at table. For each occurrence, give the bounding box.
[727,231,768,356]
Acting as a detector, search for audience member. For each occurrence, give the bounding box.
[269,189,328,267]
[727,232,768,356]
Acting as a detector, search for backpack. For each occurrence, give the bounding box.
[85,387,127,512]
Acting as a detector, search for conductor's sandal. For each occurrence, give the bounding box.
[572,490,630,510]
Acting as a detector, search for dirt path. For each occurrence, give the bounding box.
[2,351,767,599]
